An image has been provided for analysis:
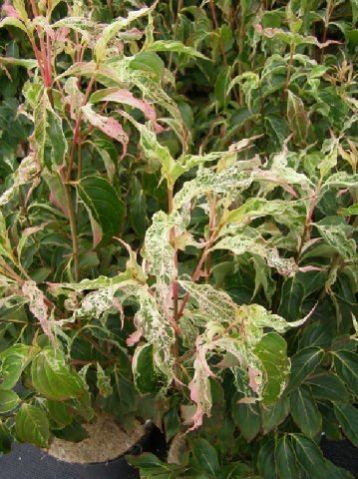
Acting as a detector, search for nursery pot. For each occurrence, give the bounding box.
[0,421,165,479]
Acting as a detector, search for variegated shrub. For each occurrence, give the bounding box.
[0,1,357,478]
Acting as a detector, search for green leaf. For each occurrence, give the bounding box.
[132,344,163,394]
[215,65,231,109]
[254,333,290,404]
[290,386,322,438]
[286,347,324,393]
[290,433,327,476]
[334,403,358,447]
[77,175,125,245]
[278,277,305,321]
[46,400,72,428]
[96,363,113,398]
[0,344,32,390]
[31,347,86,401]
[146,40,208,60]
[0,390,20,413]
[315,218,356,260]
[0,423,12,455]
[53,421,89,442]
[15,404,50,448]
[232,398,261,442]
[129,178,147,237]
[191,438,220,475]
[257,440,276,479]
[134,122,178,185]
[287,90,310,144]
[45,109,68,167]
[95,6,153,61]
[129,51,164,81]
[262,396,290,434]
[0,57,37,69]
[332,350,358,395]
[0,17,28,34]
[127,452,182,475]
[275,435,300,479]
[307,373,349,402]
[163,405,180,442]
[340,203,358,216]
[33,90,67,168]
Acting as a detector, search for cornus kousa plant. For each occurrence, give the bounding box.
[0,0,357,478]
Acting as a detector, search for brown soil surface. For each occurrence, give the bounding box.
[47,414,144,464]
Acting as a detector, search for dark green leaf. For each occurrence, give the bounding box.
[132,344,163,394]
[290,433,327,477]
[164,405,181,442]
[256,440,276,479]
[278,277,305,321]
[286,347,324,393]
[0,423,12,455]
[334,403,358,447]
[261,396,290,434]
[77,175,125,245]
[290,386,322,438]
[275,435,300,479]
[307,373,349,402]
[191,438,220,475]
[53,421,89,442]
[232,398,261,442]
[46,400,73,428]
[332,350,358,395]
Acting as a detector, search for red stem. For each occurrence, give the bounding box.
[29,0,39,17]
[67,75,96,180]
[177,230,218,319]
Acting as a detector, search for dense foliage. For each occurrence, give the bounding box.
[0,0,357,478]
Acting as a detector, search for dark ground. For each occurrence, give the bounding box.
[0,434,356,478]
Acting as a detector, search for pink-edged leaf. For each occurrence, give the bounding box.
[49,190,69,217]
[2,0,20,18]
[91,88,157,122]
[89,215,103,248]
[188,338,215,431]
[248,366,261,394]
[127,329,142,347]
[82,104,128,157]
[21,280,55,344]
[255,24,341,48]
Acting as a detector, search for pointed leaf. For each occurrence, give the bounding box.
[146,40,208,59]
[290,433,328,477]
[0,344,32,390]
[334,403,358,447]
[31,347,86,400]
[307,373,349,402]
[191,438,220,475]
[332,350,358,395]
[0,390,20,413]
[254,332,290,404]
[275,435,300,479]
[15,404,50,448]
[232,398,261,442]
[286,347,324,393]
[290,386,322,438]
[77,175,125,245]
